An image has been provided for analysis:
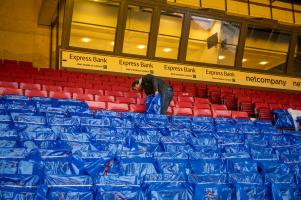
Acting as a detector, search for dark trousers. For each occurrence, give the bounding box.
[160,86,173,115]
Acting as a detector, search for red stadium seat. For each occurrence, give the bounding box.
[254,103,269,112]
[124,92,142,98]
[95,95,115,102]
[252,97,265,104]
[49,91,71,99]
[0,81,18,88]
[175,101,193,108]
[194,103,210,109]
[42,85,63,92]
[231,111,249,119]
[24,90,47,98]
[94,85,111,91]
[167,107,173,115]
[136,98,145,105]
[129,104,146,113]
[84,88,103,96]
[172,86,183,92]
[195,98,210,104]
[169,100,175,107]
[105,90,123,97]
[178,96,194,103]
[107,102,129,112]
[0,88,23,95]
[73,93,94,101]
[64,87,84,94]
[20,83,41,90]
[213,110,232,118]
[111,86,129,92]
[269,103,283,111]
[211,104,227,110]
[173,107,193,116]
[86,101,106,110]
[282,104,292,109]
[193,109,212,117]
[116,97,136,104]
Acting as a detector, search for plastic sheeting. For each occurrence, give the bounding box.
[3,94,301,199]
[119,151,157,177]
[142,174,192,200]
[273,109,295,129]
[271,183,301,200]
[145,94,161,115]
[190,159,227,174]
[227,159,258,173]
[154,152,189,175]
[45,175,93,200]
[95,175,145,200]
[188,174,232,200]
[287,108,301,131]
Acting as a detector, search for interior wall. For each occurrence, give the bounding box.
[0,0,50,68]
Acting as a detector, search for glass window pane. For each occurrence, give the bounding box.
[243,27,290,72]
[292,34,301,74]
[202,0,225,10]
[272,1,293,23]
[186,16,240,66]
[155,11,183,59]
[272,8,293,23]
[295,4,301,24]
[70,0,119,51]
[123,6,152,56]
[227,0,249,16]
[294,2,301,24]
[272,1,292,9]
[250,4,271,19]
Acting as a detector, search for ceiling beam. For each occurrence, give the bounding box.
[38,0,59,26]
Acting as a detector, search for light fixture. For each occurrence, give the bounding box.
[81,37,91,43]
[163,48,172,52]
[137,45,146,49]
[259,61,268,65]
[218,55,225,60]
[110,41,115,46]
[242,58,247,62]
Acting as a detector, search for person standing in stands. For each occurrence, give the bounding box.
[131,74,173,115]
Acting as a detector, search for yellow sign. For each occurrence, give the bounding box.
[61,50,301,92]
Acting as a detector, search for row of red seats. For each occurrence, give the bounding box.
[0,86,214,109]
[1,61,300,120]
[1,61,301,99]
[0,85,248,118]
[84,100,249,119]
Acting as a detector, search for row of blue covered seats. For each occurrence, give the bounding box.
[0,148,300,182]
[0,148,300,199]
[1,174,299,199]
[1,117,300,155]
[1,95,301,199]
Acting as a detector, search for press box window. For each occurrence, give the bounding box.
[155,11,183,60]
[70,0,119,52]
[186,16,240,67]
[123,5,152,56]
[243,26,290,73]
